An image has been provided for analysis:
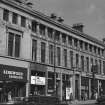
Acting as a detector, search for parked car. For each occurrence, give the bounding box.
[96,95,105,104]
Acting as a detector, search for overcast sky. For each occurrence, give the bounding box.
[30,0,105,41]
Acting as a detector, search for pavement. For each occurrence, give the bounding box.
[68,100,97,105]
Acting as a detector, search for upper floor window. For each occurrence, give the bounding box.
[57,47,61,66]
[39,24,45,36]
[8,32,21,57]
[32,21,37,33]
[85,42,88,51]
[49,45,54,65]
[12,12,18,24]
[68,36,72,46]
[3,9,9,21]
[81,56,84,71]
[62,34,66,44]
[76,54,79,67]
[102,49,104,56]
[74,38,78,47]
[99,60,101,74]
[89,44,92,52]
[80,40,83,49]
[32,39,37,61]
[54,30,60,41]
[21,16,26,27]
[90,58,93,72]
[63,49,67,67]
[48,28,53,39]
[98,48,100,55]
[70,51,73,68]
[94,46,97,54]
[41,42,46,63]
[86,57,89,72]
[95,59,98,73]
[103,61,105,75]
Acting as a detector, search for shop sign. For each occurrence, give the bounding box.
[0,64,27,82]
[31,76,45,85]
[66,87,72,100]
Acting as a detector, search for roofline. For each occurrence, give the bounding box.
[1,0,105,47]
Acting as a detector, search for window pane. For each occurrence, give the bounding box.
[12,12,18,24]
[32,40,37,61]
[57,47,61,66]
[70,51,73,68]
[15,35,20,57]
[39,24,45,36]
[64,49,67,67]
[49,45,54,64]
[32,21,37,33]
[48,28,53,39]
[41,42,46,63]
[8,33,14,56]
[76,54,79,67]
[81,56,84,71]
[21,16,26,27]
[3,9,9,21]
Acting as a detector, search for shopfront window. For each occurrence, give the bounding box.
[0,65,27,103]
[30,71,45,96]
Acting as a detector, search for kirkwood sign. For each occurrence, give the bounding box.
[0,64,27,82]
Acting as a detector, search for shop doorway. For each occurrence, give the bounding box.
[0,81,26,102]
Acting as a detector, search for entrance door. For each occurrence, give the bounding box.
[75,79,79,99]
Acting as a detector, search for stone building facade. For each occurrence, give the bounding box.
[0,0,105,102]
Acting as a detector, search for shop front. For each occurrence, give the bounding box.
[30,63,46,96]
[81,77,89,100]
[0,64,27,102]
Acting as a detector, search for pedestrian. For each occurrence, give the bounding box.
[85,92,87,100]
[69,93,73,104]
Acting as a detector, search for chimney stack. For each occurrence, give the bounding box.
[57,17,64,23]
[72,23,84,32]
[50,13,57,20]
[102,38,105,44]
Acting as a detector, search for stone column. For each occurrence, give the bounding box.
[26,63,31,97]
[45,70,48,96]
[79,74,81,100]
[89,79,91,99]
[98,80,100,95]
[72,73,75,100]
[60,72,62,101]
